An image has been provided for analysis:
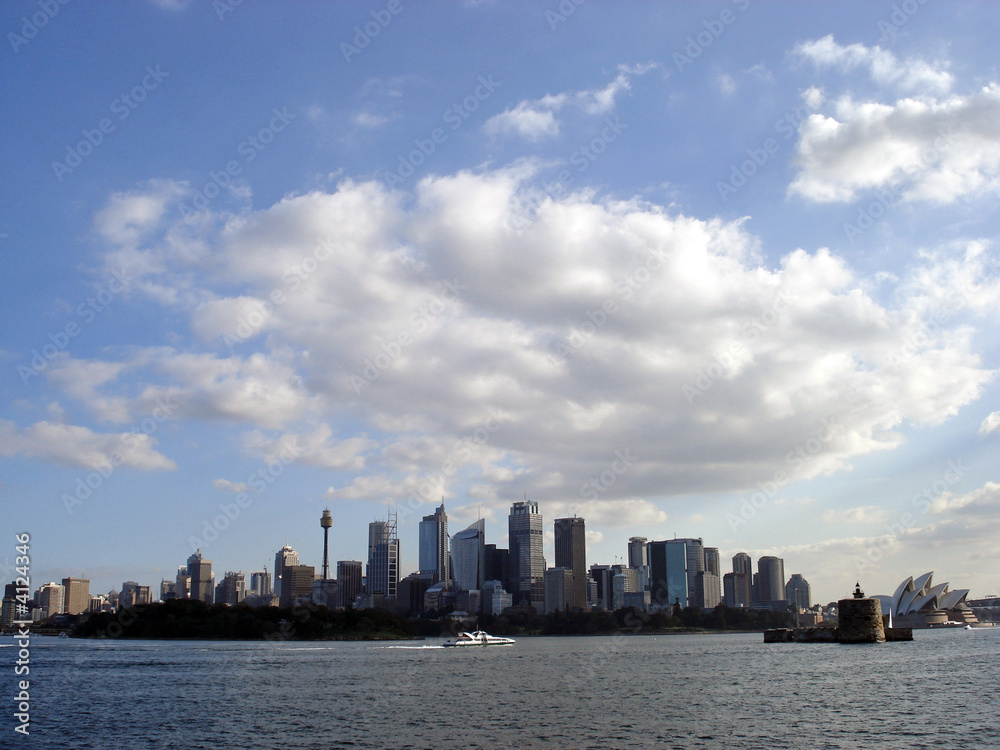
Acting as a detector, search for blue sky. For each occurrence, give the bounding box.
[2,0,999,605]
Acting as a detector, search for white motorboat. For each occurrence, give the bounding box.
[443,630,515,647]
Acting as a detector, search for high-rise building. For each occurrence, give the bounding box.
[611,567,639,612]
[785,573,811,609]
[723,572,750,608]
[216,571,246,606]
[280,565,315,608]
[250,570,272,597]
[451,519,485,592]
[418,502,449,585]
[648,540,698,610]
[35,582,65,617]
[554,517,587,611]
[508,499,544,607]
[367,516,399,603]
[160,579,176,601]
[273,544,299,599]
[544,567,574,614]
[589,564,615,611]
[187,550,214,604]
[704,548,720,577]
[337,561,363,608]
[627,537,649,569]
[484,545,509,585]
[757,556,786,604]
[482,579,512,615]
[62,577,90,615]
[694,571,721,609]
[732,552,753,605]
[120,581,151,608]
[175,567,191,600]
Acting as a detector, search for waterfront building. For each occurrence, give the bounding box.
[62,577,90,615]
[786,573,811,610]
[337,560,363,608]
[398,572,433,616]
[723,572,750,608]
[756,556,786,606]
[216,571,246,606]
[874,572,980,627]
[482,579,513,615]
[694,571,721,610]
[250,570,272,597]
[648,539,702,610]
[554,517,587,610]
[273,544,299,600]
[367,516,399,604]
[35,582,65,616]
[508,499,544,608]
[451,519,486,592]
[484,544,509,586]
[312,578,339,609]
[160,579,176,601]
[732,552,753,605]
[544,567,574,614]
[175,567,191,600]
[418,502,449,585]
[187,550,214,604]
[590,564,614,611]
[120,581,152,607]
[704,547,720,577]
[280,565,315,608]
[611,567,638,612]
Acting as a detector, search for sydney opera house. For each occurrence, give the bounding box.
[874,572,979,628]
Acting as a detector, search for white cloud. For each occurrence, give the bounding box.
[0,419,175,470]
[484,65,647,141]
[213,479,249,493]
[794,35,953,94]
[980,411,1000,436]
[73,168,997,503]
[790,83,1000,203]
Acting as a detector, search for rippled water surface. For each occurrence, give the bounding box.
[9,628,1000,749]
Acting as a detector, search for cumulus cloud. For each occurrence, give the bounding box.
[790,84,1000,203]
[61,167,997,507]
[0,419,175,470]
[484,65,649,141]
[794,35,953,94]
[980,411,1000,435]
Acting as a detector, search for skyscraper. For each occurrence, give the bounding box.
[544,567,574,614]
[367,515,399,603]
[757,556,786,604]
[508,499,544,607]
[785,573,811,609]
[554,517,586,610]
[250,570,272,597]
[451,519,485,592]
[187,550,214,604]
[216,571,246,606]
[418,502,449,585]
[62,577,90,615]
[648,539,702,610]
[35,582,64,616]
[732,552,753,606]
[484,544,509,585]
[274,544,299,599]
[627,537,649,569]
[337,560,363,608]
[280,565,315,608]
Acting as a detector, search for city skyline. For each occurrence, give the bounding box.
[3,2,1000,609]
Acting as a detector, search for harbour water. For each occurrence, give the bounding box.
[8,628,999,749]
